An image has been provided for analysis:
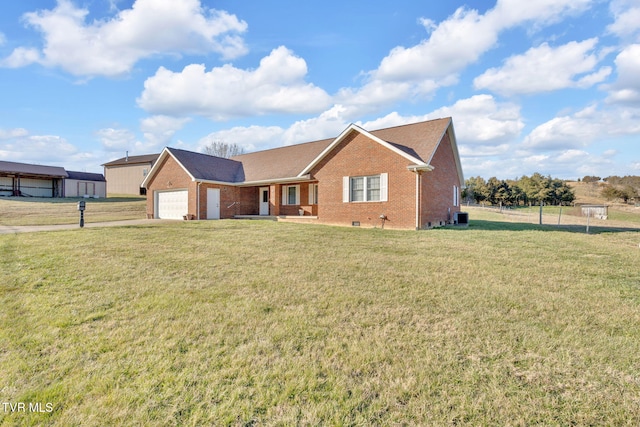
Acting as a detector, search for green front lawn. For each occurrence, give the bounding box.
[1,218,639,425]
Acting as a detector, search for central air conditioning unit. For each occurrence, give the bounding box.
[454,211,469,226]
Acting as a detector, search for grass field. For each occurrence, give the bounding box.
[1,204,640,425]
[0,197,147,226]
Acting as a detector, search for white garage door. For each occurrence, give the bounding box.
[156,190,188,220]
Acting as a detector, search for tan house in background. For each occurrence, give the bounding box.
[102,153,159,196]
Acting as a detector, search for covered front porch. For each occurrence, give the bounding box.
[248,181,319,218]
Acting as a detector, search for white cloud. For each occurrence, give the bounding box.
[522,105,607,150]
[97,116,190,154]
[0,47,42,68]
[338,0,596,114]
[0,132,77,164]
[0,32,5,46]
[335,80,417,118]
[376,7,498,82]
[607,0,640,41]
[474,39,611,96]
[1,0,247,77]
[195,105,350,152]
[282,105,350,145]
[518,149,615,179]
[606,44,640,105]
[137,46,332,119]
[0,128,29,140]
[490,0,594,29]
[197,125,285,153]
[96,128,137,151]
[140,115,191,149]
[427,95,524,144]
[458,144,511,157]
[522,104,640,151]
[0,128,106,172]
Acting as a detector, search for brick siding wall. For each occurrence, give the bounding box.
[310,131,417,229]
[420,130,462,228]
[145,155,193,218]
[146,155,259,219]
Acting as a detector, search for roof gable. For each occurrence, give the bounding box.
[141,147,244,187]
[169,148,244,182]
[299,118,453,176]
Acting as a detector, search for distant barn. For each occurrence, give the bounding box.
[0,160,105,198]
[0,160,67,197]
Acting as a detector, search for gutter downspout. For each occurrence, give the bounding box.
[197,182,201,220]
[415,171,421,230]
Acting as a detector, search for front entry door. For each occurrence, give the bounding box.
[259,187,269,215]
[207,188,220,219]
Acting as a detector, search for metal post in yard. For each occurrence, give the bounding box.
[77,200,86,228]
[539,200,543,225]
[557,206,563,226]
[586,208,590,234]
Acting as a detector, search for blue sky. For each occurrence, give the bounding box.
[1,0,639,179]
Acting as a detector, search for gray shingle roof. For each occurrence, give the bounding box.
[167,147,245,182]
[230,138,333,182]
[150,117,456,186]
[66,171,106,181]
[102,153,159,167]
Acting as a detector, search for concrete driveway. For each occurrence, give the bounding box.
[0,219,166,234]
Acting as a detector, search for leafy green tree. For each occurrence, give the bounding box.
[507,180,525,206]
[463,176,488,204]
[549,178,575,205]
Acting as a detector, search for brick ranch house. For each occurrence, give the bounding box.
[141,117,464,230]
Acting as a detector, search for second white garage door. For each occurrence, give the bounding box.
[156,190,188,219]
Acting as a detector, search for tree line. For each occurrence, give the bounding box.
[463,173,575,206]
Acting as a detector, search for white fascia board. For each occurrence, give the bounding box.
[141,147,170,188]
[298,124,428,176]
[195,175,313,187]
[236,174,312,187]
[141,147,197,188]
[421,118,464,184]
[193,179,237,186]
[407,164,434,172]
[447,123,465,184]
[429,118,464,186]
